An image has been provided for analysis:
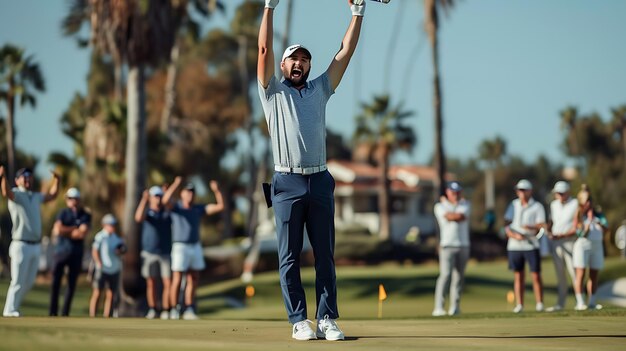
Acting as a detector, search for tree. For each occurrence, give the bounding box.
[353,94,416,240]
[159,0,224,134]
[86,0,180,313]
[478,136,506,212]
[611,105,626,165]
[424,0,455,197]
[0,44,45,179]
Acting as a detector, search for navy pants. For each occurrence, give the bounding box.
[49,243,84,316]
[272,170,338,324]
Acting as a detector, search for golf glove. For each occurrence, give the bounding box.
[351,0,366,16]
[265,0,279,9]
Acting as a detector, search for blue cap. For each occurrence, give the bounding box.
[149,186,164,197]
[447,181,463,192]
[102,214,118,225]
[15,168,33,178]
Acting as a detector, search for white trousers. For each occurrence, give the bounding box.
[434,247,470,313]
[549,237,576,307]
[3,241,40,316]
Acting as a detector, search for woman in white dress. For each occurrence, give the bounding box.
[572,185,607,311]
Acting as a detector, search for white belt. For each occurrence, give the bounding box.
[274,164,327,175]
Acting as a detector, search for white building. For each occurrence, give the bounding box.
[327,160,438,243]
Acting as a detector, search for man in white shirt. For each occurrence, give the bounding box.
[432,182,471,316]
[504,179,546,313]
[546,181,578,311]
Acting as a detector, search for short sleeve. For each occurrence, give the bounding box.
[92,232,103,250]
[535,204,546,223]
[258,76,279,103]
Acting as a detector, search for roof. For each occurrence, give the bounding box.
[327,160,440,193]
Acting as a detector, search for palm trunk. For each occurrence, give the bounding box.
[425,0,446,197]
[5,89,16,180]
[378,143,391,241]
[160,43,180,134]
[120,64,147,316]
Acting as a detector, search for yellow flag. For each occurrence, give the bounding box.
[379,284,387,301]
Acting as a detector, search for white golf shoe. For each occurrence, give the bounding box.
[292,320,317,341]
[182,307,199,320]
[316,315,344,341]
[513,304,523,313]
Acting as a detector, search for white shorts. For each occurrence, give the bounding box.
[573,238,604,270]
[171,242,205,272]
[141,251,172,279]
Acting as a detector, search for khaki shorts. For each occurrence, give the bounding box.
[141,251,172,279]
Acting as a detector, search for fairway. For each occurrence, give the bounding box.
[1,316,625,351]
[1,258,625,350]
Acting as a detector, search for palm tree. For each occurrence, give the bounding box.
[353,94,416,241]
[160,0,224,134]
[478,136,506,215]
[0,44,45,179]
[560,106,586,176]
[86,0,179,309]
[424,0,455,197]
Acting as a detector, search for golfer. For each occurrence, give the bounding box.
[257,0,366,341]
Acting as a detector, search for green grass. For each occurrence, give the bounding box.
[0,258,625,350]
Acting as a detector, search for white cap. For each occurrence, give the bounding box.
[552,181,570,193]
[65,187,81,198]
[102,213,117,225]
[515,179,533,190]
[149,185,164,197]
[281,44,312,62]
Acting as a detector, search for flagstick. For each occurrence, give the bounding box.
[378,299,383,319]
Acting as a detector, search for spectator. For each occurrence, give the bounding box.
[504,179,546,313]
[89,214,125,318]
[49,187,91,316]
[572,185,606,311]
[1,166,60,317]
[135,186,173,320]
[545,181,577,312]
[162,177,224,320]
[616,220,626,259]
[432,182,471,317]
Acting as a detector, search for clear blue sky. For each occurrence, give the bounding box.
[1,0,626,173]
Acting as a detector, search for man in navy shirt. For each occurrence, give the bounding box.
[49,187,91,316]
[135,185,173,319]
[162,177,224,320]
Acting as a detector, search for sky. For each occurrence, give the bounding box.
[1,0,626,175]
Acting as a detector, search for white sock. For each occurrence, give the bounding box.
[575,293,585,305]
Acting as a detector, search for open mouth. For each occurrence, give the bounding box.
[291,68,303,79]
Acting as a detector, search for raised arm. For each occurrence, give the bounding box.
[134,190,150,223]
[0,166,14,201]
[162,176,182,210]
[43,170,61,203]
[326,0,365,91]
[205,180,225,216]
[257,0,279,88]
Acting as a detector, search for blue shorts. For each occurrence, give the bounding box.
[508,249,541,273]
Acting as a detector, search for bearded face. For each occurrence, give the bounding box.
[281,50,311,87]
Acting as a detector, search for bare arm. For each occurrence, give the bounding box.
[205,180,225,216]
[92,247,102,269]
[445,213,466,222]
[257,7,275,88]
[70,223,90,240]
[134,190,150,223]
[0,166,15,201]
[162,176,182,210]
[504,221,525,241]
[43,171,61,203]
[326,1,364,91]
